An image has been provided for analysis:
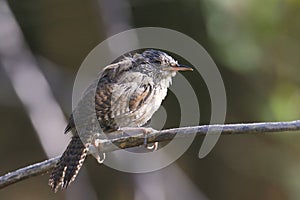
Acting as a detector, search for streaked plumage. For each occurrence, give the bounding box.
[49,49,192,192]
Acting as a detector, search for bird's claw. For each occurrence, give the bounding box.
[119,127,159,151]
[88,139,106,164]
[141,127,159,151]
[146,141,158,151]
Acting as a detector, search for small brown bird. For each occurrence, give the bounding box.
[49,49,193,192]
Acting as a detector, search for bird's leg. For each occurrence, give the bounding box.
[89,133,106,164]
[119,127,158,151]
[88,143,106,164]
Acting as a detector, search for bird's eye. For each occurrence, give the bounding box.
[153,60,161,65]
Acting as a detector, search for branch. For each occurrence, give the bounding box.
[1,120,300,189]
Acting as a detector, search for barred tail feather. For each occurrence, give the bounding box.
[49,135,88,192]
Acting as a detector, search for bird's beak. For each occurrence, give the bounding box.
[165,64,193,71]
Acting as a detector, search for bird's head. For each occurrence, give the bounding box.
[139,49,193,79]
[101,49,193,85]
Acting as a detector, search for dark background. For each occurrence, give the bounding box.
[1,0,300,199]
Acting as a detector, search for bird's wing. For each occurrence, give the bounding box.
[110,72,154,116]
[108,71,155,127]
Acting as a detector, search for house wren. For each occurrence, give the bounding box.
[49,49,193,192]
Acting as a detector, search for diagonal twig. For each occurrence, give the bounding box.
[1,120,300,189]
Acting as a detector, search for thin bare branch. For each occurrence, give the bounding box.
[1,120,300,189]
[0,157,59,189]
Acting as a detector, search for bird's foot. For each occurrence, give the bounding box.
[88,139,106,164]
[146,141,158,151]
[120,127,158,151]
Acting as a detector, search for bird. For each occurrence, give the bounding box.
[49,49,193,192]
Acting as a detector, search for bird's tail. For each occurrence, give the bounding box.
[49,135,88,192]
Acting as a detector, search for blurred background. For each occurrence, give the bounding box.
[0,0,300,199]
